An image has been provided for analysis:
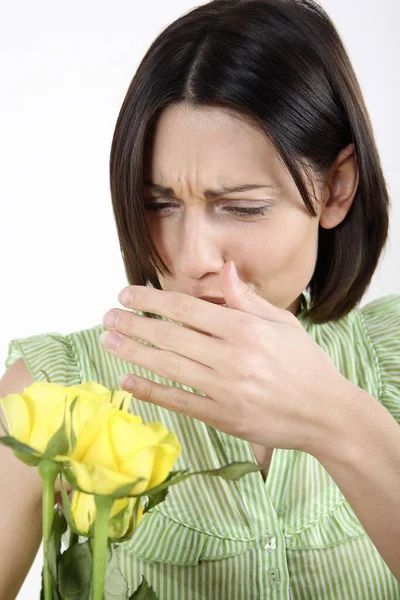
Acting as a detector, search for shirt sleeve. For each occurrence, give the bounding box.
[360,295,400,421]
[4,332,82,386]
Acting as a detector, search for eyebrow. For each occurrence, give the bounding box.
[143,181,275,200]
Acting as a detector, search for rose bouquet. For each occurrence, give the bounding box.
[0,376,264,599]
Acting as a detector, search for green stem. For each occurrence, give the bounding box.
[91,495,114,600]
[38,460,60,600]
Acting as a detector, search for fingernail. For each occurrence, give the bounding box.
[117,375,127,388]
[100,331,122,350]
[118,374,136,390]
[118,287,133,305]
[103,310,119,328]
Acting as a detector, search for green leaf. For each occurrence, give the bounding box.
[47,507,67,597]
[69,530,79,547]
[199,460,268,481]
[132,497,142,531]
[40,574,44,600]
[0,435,42,466]
[40,566,61,600]
[69,396,78,453]
[143,487,169,515]
[129,469,190,499]
[44,397,70,458]
[105,502,133,542]
[106,505,138,544]
[131,461,266,499]
[38,369,52,383]
[129,576,159,600]
[103,545,129,599]
[58,540,92,600]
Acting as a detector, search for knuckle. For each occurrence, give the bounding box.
[229,347,247,370]
[241,320,260,342]
[227,409,244,437]
[170,391,188,413]
[235,383,256,417]
[223,399,248,436]
[159,325,180,349]
[141,382,154,401]
[225,345,241,369]
[163,353,181,377]
[238,356,258,381]
[242,286,258,302]
[232,314,253,338]
[233,413,252,439]
[172,295,193,318]
[125,343,137,360]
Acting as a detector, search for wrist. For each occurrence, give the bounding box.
[305,378,378,466]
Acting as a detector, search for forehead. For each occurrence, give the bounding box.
[143,103,286,184]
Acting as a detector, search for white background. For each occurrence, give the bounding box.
[0,1,398,597]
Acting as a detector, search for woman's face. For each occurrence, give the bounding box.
[142,103,326,316]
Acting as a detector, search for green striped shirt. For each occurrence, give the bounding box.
[5,292,400,599]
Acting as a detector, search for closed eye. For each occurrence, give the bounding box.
[144,203,270,217]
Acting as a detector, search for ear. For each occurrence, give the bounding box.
[319,143,359,230]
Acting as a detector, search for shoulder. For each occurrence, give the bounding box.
[359,294,400,330]
[4,324,106,386]
[358,294,400,364]
[358,294,400,415]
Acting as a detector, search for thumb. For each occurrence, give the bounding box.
[220,261,290,322]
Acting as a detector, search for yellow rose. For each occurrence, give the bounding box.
[0,381,132,455]
[58,405,182,496]
[65,382,132,438]
[70,491,144,539]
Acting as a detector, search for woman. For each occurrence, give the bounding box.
[1,0,399,597]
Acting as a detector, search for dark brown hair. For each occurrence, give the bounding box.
[110,0,389,324]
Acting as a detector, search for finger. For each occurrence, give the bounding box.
[100,331,226,397]
[102,308,228,370]
[118,286,240,340]
[118,374,224,427]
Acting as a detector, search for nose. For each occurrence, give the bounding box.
[175,209,224,279]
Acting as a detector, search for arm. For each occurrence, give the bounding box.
[313,381,400,583]
[0,359,43,600]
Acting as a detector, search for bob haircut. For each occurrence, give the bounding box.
[110,0,389,324]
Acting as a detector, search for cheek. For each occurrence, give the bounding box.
[276,221,319,278]
[251,217,318,275]
[146,218,173,261]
